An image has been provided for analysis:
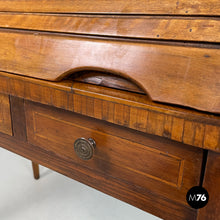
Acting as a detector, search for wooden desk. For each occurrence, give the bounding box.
[0,1,219,219]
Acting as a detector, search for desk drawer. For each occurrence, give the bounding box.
[0,93,12,136]
[25,101,203,206]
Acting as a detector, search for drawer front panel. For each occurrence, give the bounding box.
[0,93,12,136]
[26,101,203,206]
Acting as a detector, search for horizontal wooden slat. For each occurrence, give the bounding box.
[0,30,219,113]
[0,13,219,42]
[1,71,219,125]
[0,0,219,15]
[0,71,220,152]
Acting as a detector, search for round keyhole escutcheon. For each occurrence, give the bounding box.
[74,137,96,160]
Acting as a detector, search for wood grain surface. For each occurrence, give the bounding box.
[0,0,219,15]
[10,96,27,141]
[0,93,12,136]
[25,101,203,206]
[0,2,219,219]
[197,151,220,220]
[32,162,40,180]
[0,71,219,152]
[70,71,145,94]
[0,13,219,42]
[0,131,197,220]
[0,30,219,113]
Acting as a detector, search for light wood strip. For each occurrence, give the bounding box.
[66,93,74,112]
[26,83,43,103]
[163,115,173,139]
[204,125,220,151]
[0,0,219,15]
[136,109,149,132]
[94,99,103,120]
[183,121,196,145]
[147,111,165,136]
[193,123,205,148]
[73,94,82,114]
[114,104,130,126]
[102,101,114,123]
[9,78,25,97]
[129,107,139,130]
[0,14,219,42]
[86,96,95,118]
[81,95,87,116]
[52,89,69,110]
[171,118,184,142]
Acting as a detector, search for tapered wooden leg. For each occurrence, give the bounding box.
[32,161,40,180]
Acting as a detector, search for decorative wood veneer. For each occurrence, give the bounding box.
[33,112,184,188]
[0,1,219,219]
[0,71,219,152]
[72,94,220,152]
[0,93,12,136]
[25,101,203,206]
[0,131,197,220]
[0,30,219,113]
[0,13,219,42]
[0,0,219,15]
[197,152,220,220]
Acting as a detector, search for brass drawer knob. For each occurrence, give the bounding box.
[74,138,96,160]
